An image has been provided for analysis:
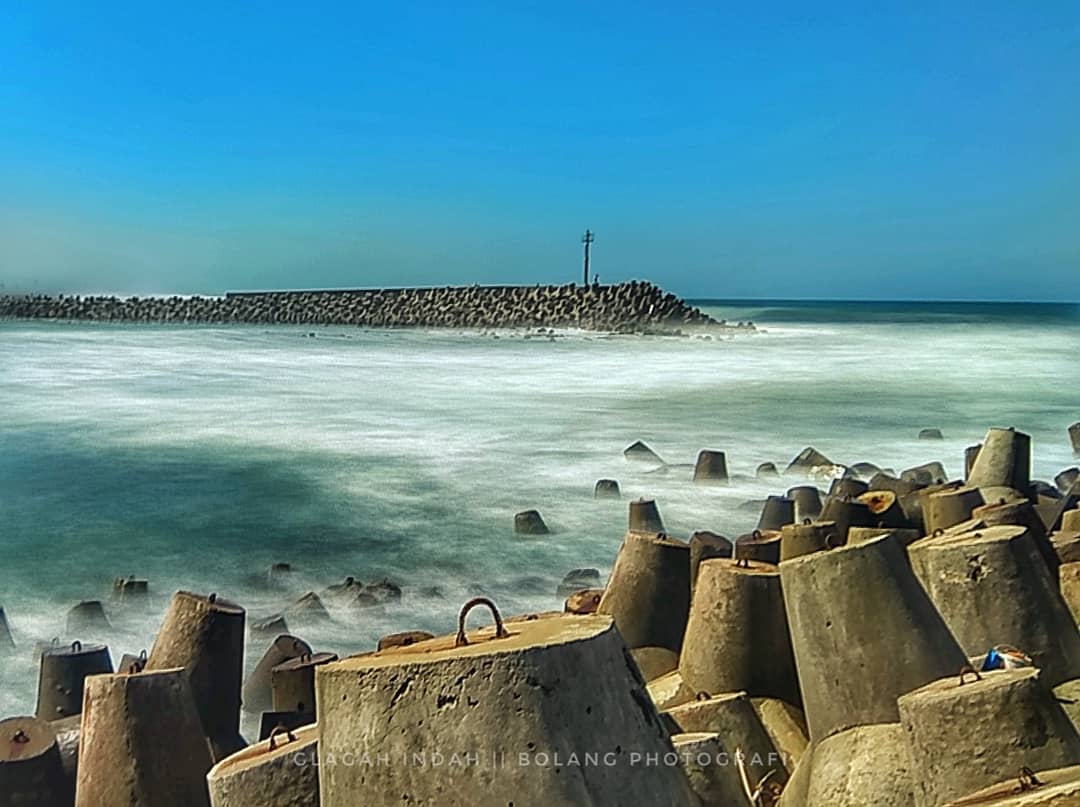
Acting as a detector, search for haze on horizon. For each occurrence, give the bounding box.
[1,3,1077,302]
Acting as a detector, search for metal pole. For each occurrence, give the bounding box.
[582,229,594,285]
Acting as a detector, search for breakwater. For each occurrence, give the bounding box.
[0,281,739,332]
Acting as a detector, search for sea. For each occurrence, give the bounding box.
[1,299,1077,732]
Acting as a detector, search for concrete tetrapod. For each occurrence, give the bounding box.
[270,651,337,712]
[514,509,549,535]
[798,723,916,807]
[597,530,691,652]
[898,668,1080,807]
[630,646,679,682]
[207,724,319,807]
[757,496,795,531]
[964,444,983,480]
[49,713,80,802]
[972,498,1060,581]
[145,591,246,760]
[779,534,968,742]
[943,764,1080,806]
[315,602,698,807]
[679,558,800,707]
[35,640,113,720]
[779,521,838,562]
[242,634,313,714]
[670,732,755,806]
[0,715,67,807]
[751,698,809,771]
[693,450,729,484]
[65,601,111,636]
[664,691,791,785]
[924,486,986,535]
[817,495,876,543]
[907,525,1080,687]
[629,498,666,533]
[968,427,1032,494]
[75,668,213,807]
[787,486,823,523]
[594,479,621,499]
[734,530,782,565]
[829,477,869,500]
[0,606,13,650]
[689,531,733,592]
[857,489,911,528]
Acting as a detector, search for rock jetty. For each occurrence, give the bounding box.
[0,281,738,333]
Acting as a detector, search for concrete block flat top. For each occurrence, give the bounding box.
[943,764,1080,805]
[698,558,779,576]
[325,613,612,670]
[209,723,317,778]
[901,667,1037,704]
[0,715,56,761]
[910,524,1026,552]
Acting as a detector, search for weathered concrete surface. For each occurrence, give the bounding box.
[648,670,696,710]
[597,530,690,652]
[907,525,1080,686]
[924,486,986,535]
[801,723,915,807]
[0,715,67,807]
[787,486,824,523]
[670,731,754,806]
[751,698,809,772]
[35,641,113,720]
[968,427,1032,494]
[973,497,1060,580]
[630,646,679,682]
[145,591,246,760]
[270,651,337,713]
[693,450,729,484]
[780,534,967,741]
[665,691,790,785]
[779,521,838,562]
[207,723,318,807]
[316,613,698,806]
[629,498,666,533]
[689,531,733,592]
[899,668,1080,807]
[76,668,212,807]
[1061,563,1080,626]
[0,282,731,333]
[680,559,800,706]
[242,634,312,715]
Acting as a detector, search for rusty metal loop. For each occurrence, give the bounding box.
[138,649,147,661]
[299,653,312,663]
[734,557,751,568]
[454,597,508,648]
[208,592,218,604]
[751,529,762,540]
[1018,766,1043,791]
[12,729,29,744]
[958,665,982,686]
[824,533,839,549]
[268,725,296,751]
[71,641,82,653]
[695,691,711,701]
[932,529,944,537]
[803,518,812,525]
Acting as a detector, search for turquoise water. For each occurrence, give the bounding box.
[1,301,1077,728]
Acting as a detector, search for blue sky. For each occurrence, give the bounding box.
[1,2,1077,299]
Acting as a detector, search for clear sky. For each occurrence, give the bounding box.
[1,2,1077,299]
